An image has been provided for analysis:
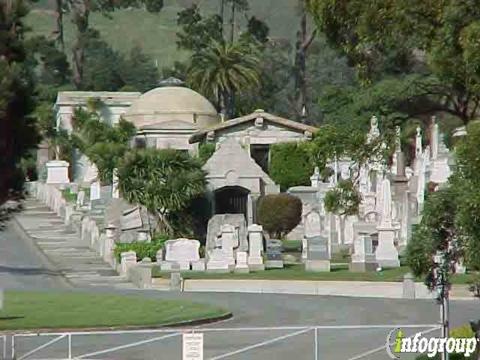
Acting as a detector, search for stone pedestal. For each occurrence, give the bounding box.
[402,273,416,299]
[206,249,230,273]
[376,226,400,267]
[120,251,137,276]
[192,259,206,272]
[46,160,70,184]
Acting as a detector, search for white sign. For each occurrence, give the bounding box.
[183,333,203,360]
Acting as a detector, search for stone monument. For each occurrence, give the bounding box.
[304,235,330,272]
[376,178,400,267]
[350,235,377,272]
[265,239,284,268]
[247,224,265,271]
[46,160,70,184]
[164,239,201,270]
[235,251,249,273]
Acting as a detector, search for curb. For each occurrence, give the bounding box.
[10,215,73,289]
[0,312,233,335]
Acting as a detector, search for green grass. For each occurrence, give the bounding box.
[0,291,229,330]
[153,264,412,281]
[153,264,478,284]
[26,0,304,69]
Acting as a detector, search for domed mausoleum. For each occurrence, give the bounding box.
[123,85,219,151]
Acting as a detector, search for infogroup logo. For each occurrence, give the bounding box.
[385,328,478,359]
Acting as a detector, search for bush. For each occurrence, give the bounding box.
[198,143,216,164]
[114,233,169,262]
[269,142,312,191]
[257,194,302,238]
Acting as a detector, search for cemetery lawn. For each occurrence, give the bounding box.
[153,264,477,283]
[0,291,229,330]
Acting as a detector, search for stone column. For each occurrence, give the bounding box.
[112,168,119,199]
[247,224,265,271]
[104,224,117,266]
[376,178,400,267]
[120,251,137,276]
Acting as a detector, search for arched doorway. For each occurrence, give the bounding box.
[214,186,250,219]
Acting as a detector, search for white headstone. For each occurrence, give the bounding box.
[220,224,237,265]
[380,178,392,227]
[112,168,119,199]
[431,117,439,160]
[304,211,321,238]
[76,190,85,208]
[247,224,264,270]
[415,126,422,158]
[235,251,249,273]
[310,167,321,187]
[90,181,101,201]
[165,239,200,264]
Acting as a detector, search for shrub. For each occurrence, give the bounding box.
[257,193,302,238]
[269,142,312,191]
[114,233,169,262]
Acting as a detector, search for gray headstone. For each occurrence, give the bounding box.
[266,239,283,261]
[306,236,329,260]
[170,272,182,291]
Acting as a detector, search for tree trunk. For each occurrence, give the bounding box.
[230,0,236,43]
[54,0,64,51]
[71,0,89,89]
[220,0,225,39]
[294,0,316,123]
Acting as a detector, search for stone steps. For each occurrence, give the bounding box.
[16,198,136,290]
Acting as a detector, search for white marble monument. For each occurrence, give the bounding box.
[46,160,70,184]
[247,224,265,271]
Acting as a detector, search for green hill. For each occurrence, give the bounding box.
[26,0,303,70]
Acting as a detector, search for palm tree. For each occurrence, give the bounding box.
[187,40,261,118]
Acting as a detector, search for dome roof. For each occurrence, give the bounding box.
[123,86,219,129]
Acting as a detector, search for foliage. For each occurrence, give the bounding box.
[324,179,361,216]
[257,194,302,239]
[198,143,216,164]
[71,107,136,184]
[62,188,77,203]
[81,29,124,91]
[176,5,223,52]
[113,233,168,262]
[307,0,480,124]
[406,187,459,288]
[117,149,207,235]
[117,45,159,92]
[187,40,261,118]
[269,142,312,191]
[0,0,40,204]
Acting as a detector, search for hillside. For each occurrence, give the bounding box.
[26,0,304,70]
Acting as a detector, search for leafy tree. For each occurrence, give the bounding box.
[176,5,223,52]
[406,188,459,288]
[81,29,124,91]
[269,142,312,191]
[307,0,480,124]
[197,143,216,164]
[257,194,302,239]
[117,149,207,235]
[0,0,39,204]
[71,106,136,184]
[118,45,158,92]
[187,40,260,118]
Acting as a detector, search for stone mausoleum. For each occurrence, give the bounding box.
[51,80,318,225]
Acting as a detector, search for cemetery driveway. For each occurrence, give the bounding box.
[0,221,64,289]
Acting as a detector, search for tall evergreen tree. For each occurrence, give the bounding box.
[0,0,39,203]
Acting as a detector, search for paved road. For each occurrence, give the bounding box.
[3,218,480,359]
[0,221,64,290]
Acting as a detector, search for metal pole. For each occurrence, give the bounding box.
[11,335,14,360]
[314,327,318,360]
[68,333,72,359]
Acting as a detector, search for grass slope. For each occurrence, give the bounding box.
[0,291,229,330]
[26,0,303,69]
